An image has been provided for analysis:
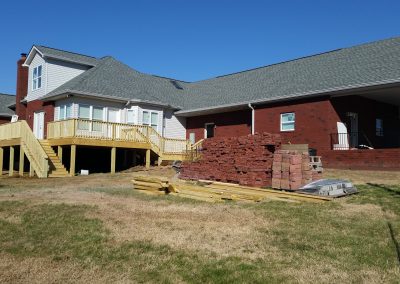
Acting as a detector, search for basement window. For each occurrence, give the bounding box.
[376,118,383,136]
[32,65,42,90]
[280,113,295,131]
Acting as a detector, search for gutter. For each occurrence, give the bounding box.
[248,103,255,135]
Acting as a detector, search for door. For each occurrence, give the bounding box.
[33,111,45,139]
[204,123,215,139]
[107,108,119,138]
[347,112,358,147]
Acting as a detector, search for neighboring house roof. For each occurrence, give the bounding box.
[42,56,186,109]
[24,45,98,67]
[39,36,400,113]
[0,93,16,117]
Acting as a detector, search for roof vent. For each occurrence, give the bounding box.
[170,80,183,90]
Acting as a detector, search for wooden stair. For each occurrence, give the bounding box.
[39,140,69,178]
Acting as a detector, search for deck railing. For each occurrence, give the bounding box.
[47,119,193,157]
[0,121,49,177]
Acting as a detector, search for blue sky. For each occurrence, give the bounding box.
[1,0,399,94]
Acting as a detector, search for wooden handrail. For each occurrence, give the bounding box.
[0,121,49,178]
[47,119,195,157]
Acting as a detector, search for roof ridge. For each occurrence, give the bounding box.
[36,45,97,59]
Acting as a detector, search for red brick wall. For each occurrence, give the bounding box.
[16,55,28,120]
[25,100,55,138]
[0,117,11,125]
[255,97,339,151]
[320,149,400,170]
[186,109,251,142]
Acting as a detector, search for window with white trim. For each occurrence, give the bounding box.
[280,112,295,131]
[142,111,158,131]
[58,104,73,120]
[376,118,383,136]
[126,109,135,124]
[32,65,42,90]
[77,104,104,131]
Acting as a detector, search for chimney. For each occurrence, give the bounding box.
[15,53,28,119]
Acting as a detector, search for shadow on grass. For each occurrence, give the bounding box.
[367,183,400,196]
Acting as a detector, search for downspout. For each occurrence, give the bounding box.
[248,103,255,135]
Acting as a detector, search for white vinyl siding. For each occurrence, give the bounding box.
[46,58,89,93]
[164,109,186,139]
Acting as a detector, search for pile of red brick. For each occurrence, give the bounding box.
[180,133,282,187]
[272,150,319,190]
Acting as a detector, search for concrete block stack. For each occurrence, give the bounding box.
[271,150,316,190]
[180,132,282,187]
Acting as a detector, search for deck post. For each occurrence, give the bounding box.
[132,150,137,166]
[9,146,14,177]
[157,156,163,167]
[145,149,150,169]
[57,146,63,163]
[70,145,76,176]
[19,146,25,177]
[29,163,34,177]
[0,147,3,176]
[111,147,116,174]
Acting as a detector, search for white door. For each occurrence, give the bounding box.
[107,109,119,138]
[33,111,45,139]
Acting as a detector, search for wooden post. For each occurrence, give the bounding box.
[0,147,3,176]
[57,146,63,163]
[145,149,150,169]
[9,146,14,177]
[111,147,116,174]
[157,156,163,167]
[132,150,137,166]
[70,145,76,176]
[19,146,25,177]
[29,163,35,177]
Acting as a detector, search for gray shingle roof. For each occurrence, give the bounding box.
[178,36,400,112]
[41,36,400,112]
[35,46,98,66]
[43,57,186,108]
[0,93,15,116]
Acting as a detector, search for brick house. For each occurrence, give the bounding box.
[1,37,399,177]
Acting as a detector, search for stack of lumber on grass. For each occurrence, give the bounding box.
[131,177,331,203]
[180,132,282,187]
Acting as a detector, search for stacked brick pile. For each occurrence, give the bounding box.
[272,150,320,190]
[180,133,282,187]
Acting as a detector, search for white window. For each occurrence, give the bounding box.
[32,65,42,90]
[92,106,103,121]
[78,104,90,119]
[280,113,295,131]
[142,111,158,131]
[58,104,73,120]
[126,109,135,124]
[376,118,383,136]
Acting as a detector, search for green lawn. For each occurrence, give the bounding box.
[0,177,399,283]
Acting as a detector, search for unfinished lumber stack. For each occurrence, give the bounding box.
[132,176,176,195]
[180,132,282,187]
[272,150,321,190]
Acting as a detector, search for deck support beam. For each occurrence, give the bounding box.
[111,147,116,174]
[157,156,163,167]
[70,145,76,176]
[57,146,63,163]
[145,149,150,169]
[9,146,14,177]
[19,146,24,177]
[29,163,34,177]
[0,147,3,176]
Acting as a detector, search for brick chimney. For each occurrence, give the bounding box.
[15,53,28,120]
